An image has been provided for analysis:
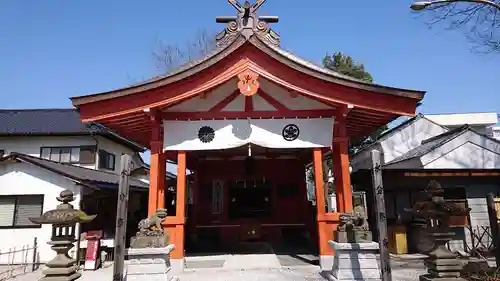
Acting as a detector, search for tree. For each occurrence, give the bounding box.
[307,53,387,185]
[414,1,500,53]
[323,52,374,82]
[322,52,387,154]
[153,29,217,74]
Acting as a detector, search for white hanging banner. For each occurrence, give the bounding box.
[163,118,334,151]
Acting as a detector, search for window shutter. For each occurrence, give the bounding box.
[0,197,15,227]
[14,196,43,227]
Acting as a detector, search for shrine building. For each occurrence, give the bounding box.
[71,0,425,270]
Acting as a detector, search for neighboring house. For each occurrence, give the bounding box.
[350,114,449,173]
[350,112,500,255]
[0,153,150,263]
[425,112,499,135]
[0,109,175,264]
[0,109,146,173]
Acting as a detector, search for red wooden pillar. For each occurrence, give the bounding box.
[148,122,165,216]
[313,148,334,260]
[333,117,353,213]
[163,151,187,260]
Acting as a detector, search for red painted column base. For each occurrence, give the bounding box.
[162,216,186,259]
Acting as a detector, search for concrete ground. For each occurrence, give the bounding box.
[8,254,428,281]
[8,264,426,281]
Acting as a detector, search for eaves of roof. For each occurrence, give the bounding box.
[0,153,149,190]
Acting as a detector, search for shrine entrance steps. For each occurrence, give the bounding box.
[179,266,324,281]
[185,241,319,269]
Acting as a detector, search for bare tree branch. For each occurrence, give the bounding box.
[153,29,217,74]
[416,0,500,53]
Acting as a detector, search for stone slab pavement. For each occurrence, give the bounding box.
[6,260,427,281]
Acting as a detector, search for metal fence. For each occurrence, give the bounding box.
[0,237,39,281]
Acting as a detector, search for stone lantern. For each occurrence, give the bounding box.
[29,190,96,281]
[406,180,470,281]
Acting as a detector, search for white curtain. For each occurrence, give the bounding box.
[163,118,334,151]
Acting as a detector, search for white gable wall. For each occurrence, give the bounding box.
[351,117,448,171]
[422,131,500,169]
[164,79,238,112]
[380,118,448,163]
[0,162,82,264]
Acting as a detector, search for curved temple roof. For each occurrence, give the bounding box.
[72,34,424,106]
[71,0,425,149]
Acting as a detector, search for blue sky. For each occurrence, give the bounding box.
[1,0,499,167]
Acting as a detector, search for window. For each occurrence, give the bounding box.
[98,150,115,170]
[0,195,44,228]
[40,146,96,164]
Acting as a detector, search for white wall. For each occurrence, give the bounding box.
[381,117,448,163]
[0,162,82,264]
[0,135,143,174]
[351,117,448,171]
[95,136,139,173]
[422,131,500,169]
[0,136,97,170]
[425,112,498,128]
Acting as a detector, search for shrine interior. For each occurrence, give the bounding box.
[184,144,318,257]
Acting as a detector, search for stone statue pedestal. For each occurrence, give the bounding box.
[326,241,381,281]
[124,245,177,281]
[334,230,373,243]
[130,235,169,249]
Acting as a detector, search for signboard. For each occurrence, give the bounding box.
[83,230,103,270]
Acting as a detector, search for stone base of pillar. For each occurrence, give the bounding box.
[324,241,381,281]
[125,245,178,281]
[170,258,185,275]
[320,255,334,271]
